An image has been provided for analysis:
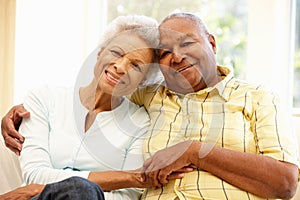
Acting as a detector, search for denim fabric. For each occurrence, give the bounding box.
[31,176,105,200]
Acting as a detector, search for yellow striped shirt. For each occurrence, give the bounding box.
[130,66,299,200]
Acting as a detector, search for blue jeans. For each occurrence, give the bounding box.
[31,176,105,200]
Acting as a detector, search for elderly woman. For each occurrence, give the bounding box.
[1,15,189,200]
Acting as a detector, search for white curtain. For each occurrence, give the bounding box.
[0,0,16,117]
[14,0,107,103]
[246,0,294,111]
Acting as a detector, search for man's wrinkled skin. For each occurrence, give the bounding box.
[1,104,29,155]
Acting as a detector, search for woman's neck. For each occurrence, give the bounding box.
[79,79,124,132]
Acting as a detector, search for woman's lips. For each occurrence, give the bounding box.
[105,70,124,84]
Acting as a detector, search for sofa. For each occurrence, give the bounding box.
[1,122,299,199]
[0,134,23,194]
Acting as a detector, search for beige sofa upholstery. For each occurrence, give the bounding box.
[291,116,300,200]
[0,135,23,194]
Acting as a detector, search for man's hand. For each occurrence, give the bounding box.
[0,184,44,200]
[136,165,195,189]
[1,104,29,155]
[141,140,200,188]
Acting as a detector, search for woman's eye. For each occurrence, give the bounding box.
[132,63,142,72]
[160,50,171,59]
[110,50,122,57]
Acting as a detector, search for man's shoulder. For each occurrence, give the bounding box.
[128,84,166,107]
[233,78,268,91]
[230,78,278,100]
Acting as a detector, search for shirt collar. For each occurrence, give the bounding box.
[164,66,235,101]
[207,66,235,101]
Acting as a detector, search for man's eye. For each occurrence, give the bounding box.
[110,50,122,57]
[181,41,194,47]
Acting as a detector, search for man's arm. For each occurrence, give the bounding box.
[0,184,44,200]
[1,104,29,155]
[142,140,299,199]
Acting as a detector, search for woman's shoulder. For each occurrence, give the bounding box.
[24,86,73,99]
[23,86,74,111]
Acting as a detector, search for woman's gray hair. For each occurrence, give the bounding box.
[98,15,163,87]
[98,15,160,49]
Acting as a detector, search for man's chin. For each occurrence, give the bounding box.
[166,83,195,94]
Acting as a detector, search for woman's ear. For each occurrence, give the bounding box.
[139,79,146,86]
[97,48,105,59]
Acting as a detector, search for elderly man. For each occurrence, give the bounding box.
[2,12,299,200]
[130,12,299,200]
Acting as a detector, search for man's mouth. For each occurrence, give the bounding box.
[176,64,194,73]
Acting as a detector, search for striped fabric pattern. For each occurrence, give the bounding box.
[130,66,299,200]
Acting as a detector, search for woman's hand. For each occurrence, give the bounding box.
[1,104,29,155]
[135,164,196,189]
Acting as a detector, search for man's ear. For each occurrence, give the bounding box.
[208,34,217,54]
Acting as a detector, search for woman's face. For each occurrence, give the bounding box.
[95,32,154,96]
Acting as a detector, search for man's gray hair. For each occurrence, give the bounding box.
[159,12,210,37]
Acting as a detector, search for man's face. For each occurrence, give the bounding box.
[158,17,219,94]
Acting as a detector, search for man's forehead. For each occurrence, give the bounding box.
[159,16,197,29]
[159,18,198,41]
[159,29,195,48]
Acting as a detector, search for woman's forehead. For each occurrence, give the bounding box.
[108,33,151,52]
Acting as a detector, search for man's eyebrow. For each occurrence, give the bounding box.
[158,33,195,49]
[177,33,193,41]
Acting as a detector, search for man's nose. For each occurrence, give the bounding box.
[171,47,184,63]
[171,52,184,63]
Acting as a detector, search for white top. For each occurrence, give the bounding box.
[19,86,150,199]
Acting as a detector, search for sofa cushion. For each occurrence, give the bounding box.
[0,132,24,194]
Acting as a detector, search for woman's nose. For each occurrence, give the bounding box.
[114,58,129,73]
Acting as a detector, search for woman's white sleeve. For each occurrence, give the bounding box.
[19,88,89,184]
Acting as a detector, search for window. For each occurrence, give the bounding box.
[13,0,106,103]
[13,0,296,112]
[293,0,300,108]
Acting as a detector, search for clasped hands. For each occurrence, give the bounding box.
[139,140,201,188]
